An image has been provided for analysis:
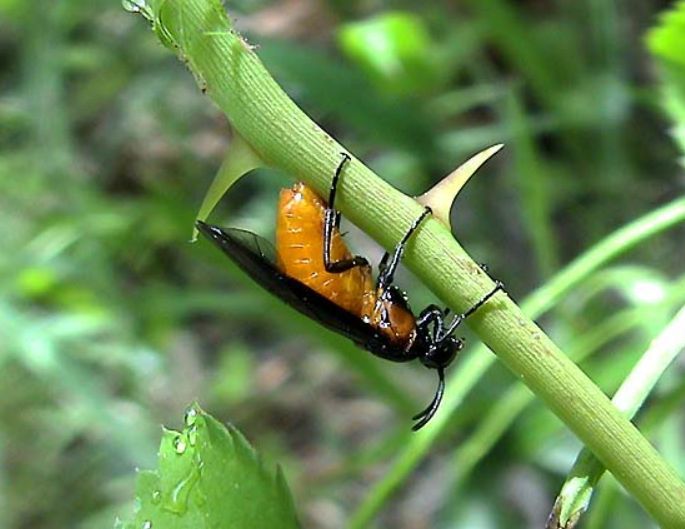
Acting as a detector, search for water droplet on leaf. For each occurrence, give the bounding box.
[163,464,201,515]
[184,406,198,427]
[151,490,162,504]
[121,0,153,20]
[173,435,187,455]
[187,425,198,447]
[121,0,145,12]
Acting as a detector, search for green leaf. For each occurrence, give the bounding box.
[116,404,301,529]
[647,1,685,68]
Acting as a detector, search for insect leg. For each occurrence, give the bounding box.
[412,367,445,431]
[416,305,446,341]
[377,251,390,276]
[376,206,432,290]
[327,153,349,213]
[323,153,370,273]
[461,280,504,318]
[416,305,444,327]
[443,281,504,337]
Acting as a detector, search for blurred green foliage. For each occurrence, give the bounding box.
[1,1,684,529]
[338,12,441,95]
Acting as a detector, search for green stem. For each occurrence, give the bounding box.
[142,1,685,526]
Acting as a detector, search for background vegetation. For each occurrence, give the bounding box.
[1,1,684,528]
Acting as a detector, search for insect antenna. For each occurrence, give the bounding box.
[411,367,445,431]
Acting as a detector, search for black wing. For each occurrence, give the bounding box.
[196,221,376,346]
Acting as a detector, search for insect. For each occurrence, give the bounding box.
[196,153,502,430]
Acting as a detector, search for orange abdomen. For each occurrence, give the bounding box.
[276,183,374,316]
[276,182,417,347]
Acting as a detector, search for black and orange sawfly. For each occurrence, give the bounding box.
[197,153,502,430]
